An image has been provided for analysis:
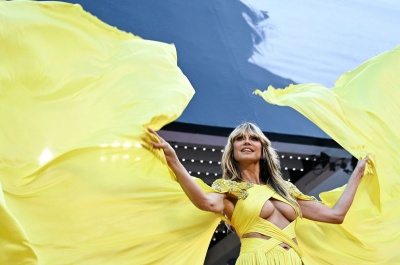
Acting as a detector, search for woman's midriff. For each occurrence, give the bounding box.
[242,232,296,250]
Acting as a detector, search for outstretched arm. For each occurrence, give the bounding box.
[298,157,369,224]
[147,128,225,213]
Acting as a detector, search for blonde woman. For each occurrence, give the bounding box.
[149,122,368,264]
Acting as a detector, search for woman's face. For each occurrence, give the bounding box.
[232,132,262,164]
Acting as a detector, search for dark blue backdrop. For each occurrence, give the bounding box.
[53,0,400,143]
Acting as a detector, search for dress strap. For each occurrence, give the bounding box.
[211,179,253,199]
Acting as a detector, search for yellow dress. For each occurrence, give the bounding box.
[255,45,400,264]
[212,179,317,265]
[2,1,400,265]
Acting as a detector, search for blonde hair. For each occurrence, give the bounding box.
[221,122,300,213]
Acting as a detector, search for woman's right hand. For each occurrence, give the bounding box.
[147,128,179,165]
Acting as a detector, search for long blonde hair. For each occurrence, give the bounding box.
[221,122,300,213]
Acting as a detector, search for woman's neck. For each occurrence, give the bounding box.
[240,163,262,184]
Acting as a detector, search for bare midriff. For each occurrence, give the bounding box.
[242,232,296,250]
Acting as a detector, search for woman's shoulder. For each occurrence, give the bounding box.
[284,180,318,201]
[211,179,253,199]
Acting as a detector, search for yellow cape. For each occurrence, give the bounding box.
[0,2,219,264]
[255,45,400,264]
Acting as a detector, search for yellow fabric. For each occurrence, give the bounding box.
[237,238,302,265]
[0,183,38,265]
[0,1,220,264]
[211,179,254,199]
[213,180,316,263]
[255,45,400,264]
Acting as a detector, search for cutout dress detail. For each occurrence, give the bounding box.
[212,180,316,264]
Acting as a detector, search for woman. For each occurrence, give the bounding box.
[148,122,368,264]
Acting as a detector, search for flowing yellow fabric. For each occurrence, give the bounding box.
[0,182,38,265]
[0,1,220,264]
[255,45,400,264]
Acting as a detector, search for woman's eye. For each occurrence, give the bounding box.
[236,136,243,141]
[251,136,259,141]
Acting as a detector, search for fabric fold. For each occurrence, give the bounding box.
[0,1,219,264]
[255,45,400,264]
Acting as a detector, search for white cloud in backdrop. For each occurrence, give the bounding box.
[242,0,400,87]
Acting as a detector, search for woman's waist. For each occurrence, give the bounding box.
[237,219,296,239]
[240,232,299,255]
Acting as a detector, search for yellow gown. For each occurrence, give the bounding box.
[2,1,400,265]
[212,179,317,265]
[255,45,400,264]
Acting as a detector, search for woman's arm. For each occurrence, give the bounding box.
[148,128,225,213]
[298,157,369,224]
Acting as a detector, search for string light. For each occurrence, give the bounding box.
[172,144,313,184]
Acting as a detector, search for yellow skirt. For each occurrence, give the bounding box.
[236,238,303,265]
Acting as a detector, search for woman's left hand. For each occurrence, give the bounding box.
[351,156,369,181]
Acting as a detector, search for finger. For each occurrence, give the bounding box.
[151,140,169,148]
[147,128,164,142]
[151,141,161,148]
[147,127,157,136]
